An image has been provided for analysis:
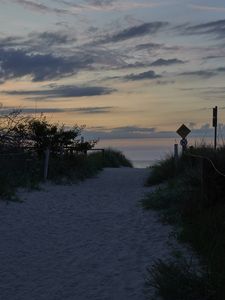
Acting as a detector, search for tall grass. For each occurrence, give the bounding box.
[0,153,41,200]
[101,148,133,168]
[0,148,132,200]
[146,259,211,300]
[143,145,225,300]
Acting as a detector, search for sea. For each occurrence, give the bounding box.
[97,137,216,168]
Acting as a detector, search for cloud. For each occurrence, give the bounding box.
[3,85,116,100]
[181,87,225,101]
[155,80,175,85]
[180,19,225,39]
[179,67,225,79]
[135,42,163,51]
[150,58,185,66]
[84,125,157,139]
[69,106,114,114]
[103,70,162,81]
[0,48,92,82]
[98,22,168,44]
[8,0,70,15]
[84,123,225,140]
[0,31,131,76]
[190,4,225,13]
[0,106,114,115]
[59,0,165,12]
[124,70,161,81]
[0,31,77,55]
[179,70,216,78]
[203,54,225,60]
[32,31,76,46]
[180,86,225,102]
[0,35,24,48]
[113,126,153,133]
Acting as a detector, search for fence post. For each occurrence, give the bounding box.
[44,148,50,181]
[174,143,179,169]
[200,157,204,206]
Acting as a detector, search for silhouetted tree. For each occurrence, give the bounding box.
[0,110,97,155]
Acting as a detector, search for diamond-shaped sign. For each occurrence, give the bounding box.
[176,124,191,139]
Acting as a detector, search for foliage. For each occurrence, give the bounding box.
[146,155,176,185]
[47,153,103,183]
[82,148,132,168]
[0,153,41,200]
[102,148,133,168]
[0,110,30,150]
[0,110,98,156]
[146,259,212,300]
[0,148,132,200]
[143,145,225,300]
[0,114,132,200]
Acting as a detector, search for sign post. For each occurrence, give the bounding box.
[213,106,218,150]
[176,124,191,153]
[174,143,179,168]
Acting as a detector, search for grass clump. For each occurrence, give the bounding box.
[143,145,225,300]
[146,259,212,300]
[102,148,133,168]
[84,148,132,169]
[0,153,41,200]
[146,155,176,185]
[142,181,187,224]
[0,148,132,200]
[47,153,103,183]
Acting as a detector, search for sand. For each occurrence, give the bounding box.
[0,168,174,300]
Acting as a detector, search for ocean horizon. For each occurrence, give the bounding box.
[131,160,154,168]
[96,136,217,168]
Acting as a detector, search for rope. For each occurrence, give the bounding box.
[186,153,225,178]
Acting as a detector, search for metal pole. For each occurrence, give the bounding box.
[200,157,204,206]
[214,124,217,150]
[174,143,179,168]
[213,106,218,150]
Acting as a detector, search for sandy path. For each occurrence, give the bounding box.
[0,168,172,300]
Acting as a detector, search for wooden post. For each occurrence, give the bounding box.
[44,148,50,181]
[174,143,179,169]
[200,157,204,206]
[60,146,63,158]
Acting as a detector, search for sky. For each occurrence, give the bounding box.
[0,0,225,148]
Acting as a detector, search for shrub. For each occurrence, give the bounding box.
[102,148,132,168]
[146,259,211,300]
[145,155,175,185]
[143,145,225,299]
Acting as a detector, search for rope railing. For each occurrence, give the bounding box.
[185,153,225,178]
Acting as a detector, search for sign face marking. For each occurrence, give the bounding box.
[176,124,191,139]
[180,138,188,146]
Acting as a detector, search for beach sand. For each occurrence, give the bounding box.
[0,168,174,300]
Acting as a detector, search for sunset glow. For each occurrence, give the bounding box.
[1,0,225,162]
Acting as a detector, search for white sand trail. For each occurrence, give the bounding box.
[0,168,172,300]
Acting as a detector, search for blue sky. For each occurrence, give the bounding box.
[0,0,225,142]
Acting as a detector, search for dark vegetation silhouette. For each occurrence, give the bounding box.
[143,145,225,300]
[0,110,132,200]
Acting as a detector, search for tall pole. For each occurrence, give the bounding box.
[214,122,217,150]
[213,106,218,150]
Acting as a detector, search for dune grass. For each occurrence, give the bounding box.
[146,259,211,300]
[0,148,132,200]
[100,148,133,168]
[143,145,225,300]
